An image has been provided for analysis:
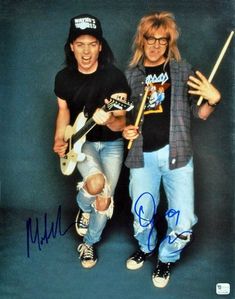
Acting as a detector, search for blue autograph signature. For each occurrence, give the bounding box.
[26,205,74,258]
[134,192,192,253]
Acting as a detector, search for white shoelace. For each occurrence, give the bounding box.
[77,244,94,259]
[79,213,90,227]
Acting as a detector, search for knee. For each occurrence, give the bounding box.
[84,173,105,195]
[95,196,111,211]
[93,196,114,219]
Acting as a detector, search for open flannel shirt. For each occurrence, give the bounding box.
[125,59,200,170]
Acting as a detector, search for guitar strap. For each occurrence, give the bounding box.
[82,105,89,118]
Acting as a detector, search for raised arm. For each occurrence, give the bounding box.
[187,71,221,120]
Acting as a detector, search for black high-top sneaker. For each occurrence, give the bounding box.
[152,260,171,288]
[126,249,152,270]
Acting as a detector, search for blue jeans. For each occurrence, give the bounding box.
[129,145,198,263]
[76,139,124,245]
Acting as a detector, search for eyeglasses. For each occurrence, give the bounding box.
[144,35,169,46]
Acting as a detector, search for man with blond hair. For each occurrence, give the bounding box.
[122,11,221,288]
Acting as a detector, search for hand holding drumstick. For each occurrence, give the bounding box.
[187,71,221,106]
[196,30,234,106]
[123,85,150,149]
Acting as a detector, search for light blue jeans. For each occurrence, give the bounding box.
[129,145,198,263]
[76,139,124,246]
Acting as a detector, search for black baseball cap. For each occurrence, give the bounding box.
[68,14,103,42]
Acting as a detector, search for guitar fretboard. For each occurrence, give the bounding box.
[72,117,96,145]
[70,98,133,145]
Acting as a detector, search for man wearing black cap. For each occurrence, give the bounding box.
[53,14,130,268]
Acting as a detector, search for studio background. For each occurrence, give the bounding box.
[0,0,234,299]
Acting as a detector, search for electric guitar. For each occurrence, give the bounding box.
[60,95,134,175]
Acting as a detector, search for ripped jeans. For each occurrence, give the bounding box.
[129,145,198,263]
[76,139,124,246]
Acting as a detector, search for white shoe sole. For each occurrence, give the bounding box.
[81,259,97,269]
[126,260,144,270]
[152,275,170,288]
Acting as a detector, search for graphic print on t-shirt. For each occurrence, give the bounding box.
[144,71,170,115]
[142,63,171,152]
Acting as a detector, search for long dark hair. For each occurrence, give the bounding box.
[64,36,115,69]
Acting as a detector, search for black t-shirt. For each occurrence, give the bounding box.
[142,63,171,151]
[54,64,130,142]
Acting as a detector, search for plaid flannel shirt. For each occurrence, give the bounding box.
[125,59,200,170]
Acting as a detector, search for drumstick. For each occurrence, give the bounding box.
[127,85,150,150]
[197,30,234,106]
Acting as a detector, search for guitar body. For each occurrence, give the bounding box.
[60,112,87,175]
[60,94,134,176]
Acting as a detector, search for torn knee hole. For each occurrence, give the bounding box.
[92,197,114,219]
[176,233,188,240]
[84,174,105,195]
[95,198,111,211]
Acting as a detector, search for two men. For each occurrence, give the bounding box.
[54,11,221,288]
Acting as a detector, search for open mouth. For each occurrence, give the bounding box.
[82,56,91,63]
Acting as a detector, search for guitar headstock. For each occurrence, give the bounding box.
[106,96,134,112]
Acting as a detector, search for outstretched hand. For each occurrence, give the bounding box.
[187,71,221,105]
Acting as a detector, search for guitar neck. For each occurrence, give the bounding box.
[71,100,130,145]
[72,117,96,144]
